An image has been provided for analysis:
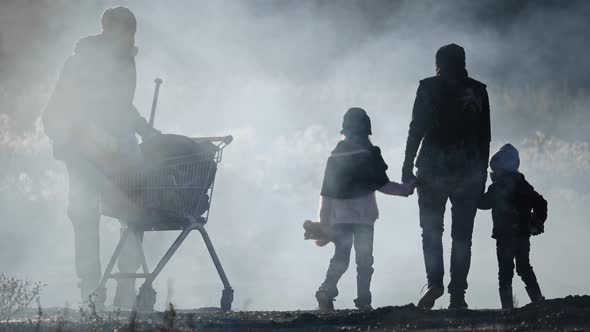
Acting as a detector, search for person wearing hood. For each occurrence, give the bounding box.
[42,7,159,309]
[308,108,415,311]
[401,44,491,309]
[478,144,547,309]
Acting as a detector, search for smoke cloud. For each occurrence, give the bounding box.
[1,0,589,311]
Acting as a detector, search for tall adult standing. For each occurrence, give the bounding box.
[402,44,491,309]
[43,7,159,309]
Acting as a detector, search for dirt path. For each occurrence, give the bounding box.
[3,295,589,331]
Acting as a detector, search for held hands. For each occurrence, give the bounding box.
[400,180,417,197]
[400,160,419,197]
[401,161,417,184]
[379,180,417,196]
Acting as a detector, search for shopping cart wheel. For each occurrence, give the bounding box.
[220,288,233,312]
[136,283,157,312]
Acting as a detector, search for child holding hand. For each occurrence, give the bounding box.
[305,107,414,311]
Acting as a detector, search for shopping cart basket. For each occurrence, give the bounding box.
[97,135,234,312]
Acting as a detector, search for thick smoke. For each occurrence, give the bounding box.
[1,0,589,311]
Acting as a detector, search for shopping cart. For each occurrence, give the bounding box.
[96,135,234,312]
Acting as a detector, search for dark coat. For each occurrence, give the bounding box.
[321,138,390,199]
[403,75,491,180]
[478,172,548,239]
[43,34,151,160]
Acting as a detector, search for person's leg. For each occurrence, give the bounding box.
[66,162,105,308]
[114,229,144,309]
[496,238,515,309]
[417,174,448,308]
[515,236,544,303]
[353,224,374,310]
[447,173,484,308]
[317,224,354,310]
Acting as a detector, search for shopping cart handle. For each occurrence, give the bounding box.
[222,135,233,145]
[191,135,233,145]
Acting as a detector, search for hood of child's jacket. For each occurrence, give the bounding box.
[331,138,373,154]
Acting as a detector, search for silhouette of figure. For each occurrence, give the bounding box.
[313,108,414,311]
[478,144,547,309]
[42,7,158,309]
[402,44,491,309]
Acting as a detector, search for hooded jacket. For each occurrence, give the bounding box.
[320,138,390,199]
[43,34,151,160]
[478,172,547,238]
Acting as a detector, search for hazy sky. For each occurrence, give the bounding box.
[0,0,589,311]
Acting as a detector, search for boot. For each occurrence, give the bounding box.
[315,287,335,311]
[354,266,373,311]
[418,287,444,309]
[499,288,514,310]
[448,292,468,310]
[353,298,373,311]
[525,285,545,304]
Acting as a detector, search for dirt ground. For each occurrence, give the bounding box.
[2,295,589,331]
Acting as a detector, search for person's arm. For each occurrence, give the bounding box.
[522,181,548,222]
[479,87,491,171]
[314,196,333,246]
[477,185,495,210]
[318,196,333,226]
[378,181,415,197]
[402,82,430,183]
[132,105,161,140]
[532,192,548,223]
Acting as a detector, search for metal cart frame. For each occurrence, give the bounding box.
[96,136,234,312]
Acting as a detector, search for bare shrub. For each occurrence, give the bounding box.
[0,273,44,321]
[162,302,177,330]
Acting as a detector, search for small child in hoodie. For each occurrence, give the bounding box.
[305,107,415,311]
[478,144,547,309]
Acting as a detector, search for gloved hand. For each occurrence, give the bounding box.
[402,160,417,184]
[134,106,162,141]
[138,125,162,141]
[145,127,162,139]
